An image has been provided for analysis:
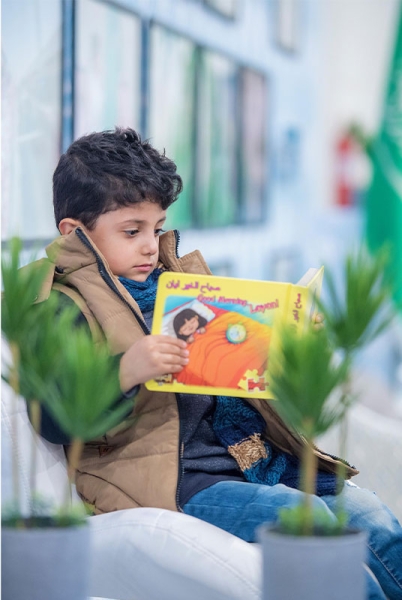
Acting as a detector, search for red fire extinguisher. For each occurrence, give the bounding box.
[335,132,355,207]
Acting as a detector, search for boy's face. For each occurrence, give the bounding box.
[85,201,166,281]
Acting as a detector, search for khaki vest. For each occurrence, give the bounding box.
[38,228,357,514]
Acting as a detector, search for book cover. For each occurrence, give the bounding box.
[145,267,324,399]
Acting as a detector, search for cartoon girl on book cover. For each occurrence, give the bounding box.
[173,308,208,343]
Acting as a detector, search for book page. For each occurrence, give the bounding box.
[289,266,325,332]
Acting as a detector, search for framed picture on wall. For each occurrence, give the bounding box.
[75,0,142,138]
[147,30,267,232]
[148,24,197,231]
[196,48,238,228]
[204,0,238,20]
[276,0,300,53]
[239,68,268,224]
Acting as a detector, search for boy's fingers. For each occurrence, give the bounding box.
[166,364,186,374]
[152,334,187,348]
[157,342,189,357]
[157,350,189,372]
[161,352,189,366]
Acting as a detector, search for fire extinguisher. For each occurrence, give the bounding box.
[335,132,355,207]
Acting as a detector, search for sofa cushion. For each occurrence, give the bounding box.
[89,508,261,600]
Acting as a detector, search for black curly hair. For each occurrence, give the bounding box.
[53,128,183,229]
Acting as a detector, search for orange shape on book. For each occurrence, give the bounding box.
[175,311,271,389]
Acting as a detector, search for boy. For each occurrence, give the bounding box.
[38,128,401,599]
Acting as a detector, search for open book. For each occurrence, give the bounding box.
[145,267,324,399]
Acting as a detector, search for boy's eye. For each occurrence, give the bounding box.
[155,228,166,236]
[125,230,138,237]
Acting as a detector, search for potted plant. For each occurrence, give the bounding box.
[1,238,134,600]
[258,247,394,600]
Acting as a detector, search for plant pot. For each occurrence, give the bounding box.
[258,524,367,600]
[1,521,90,600]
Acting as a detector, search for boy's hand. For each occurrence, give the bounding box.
[119,335,189,391]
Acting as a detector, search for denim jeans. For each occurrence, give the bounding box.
[183,480,402,600]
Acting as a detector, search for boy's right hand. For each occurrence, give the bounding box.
[119,335,189,392]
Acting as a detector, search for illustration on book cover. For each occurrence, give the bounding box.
[145,269,323,399]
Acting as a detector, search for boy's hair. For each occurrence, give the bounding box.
[173,309,207,341]
[53,128,183,229]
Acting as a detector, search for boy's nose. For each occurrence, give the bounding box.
[142,235,158,255]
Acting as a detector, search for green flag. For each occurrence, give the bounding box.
[366,2,402,307]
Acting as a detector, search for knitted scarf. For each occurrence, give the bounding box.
[119,268,163,313]
[119,270,341,496]
[213,395,341,496]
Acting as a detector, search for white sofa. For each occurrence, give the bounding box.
[1,380,261,600]
[317,369,402,524]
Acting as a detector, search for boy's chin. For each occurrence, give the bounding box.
[123,271,154,282]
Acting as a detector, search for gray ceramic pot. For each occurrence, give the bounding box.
[1,522,90,600]
[258,525,367,600]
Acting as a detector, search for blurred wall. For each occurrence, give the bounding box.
[1,0,399,279]
[138,0,399,279]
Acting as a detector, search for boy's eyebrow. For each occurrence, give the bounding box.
[120,216,166,226]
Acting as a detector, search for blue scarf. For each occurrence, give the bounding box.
[119,268,163,313]
[119,270,340,496]
[213,395,341,496]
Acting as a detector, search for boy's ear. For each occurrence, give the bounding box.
[58,218,82,236]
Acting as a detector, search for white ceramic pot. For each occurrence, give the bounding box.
[1,522,90,600]
[258,525,367,600]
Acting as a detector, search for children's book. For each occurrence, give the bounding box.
[145,267,324,399]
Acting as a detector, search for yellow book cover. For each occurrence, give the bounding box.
[145,267,324,399]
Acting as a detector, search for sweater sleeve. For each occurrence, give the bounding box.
[27,292,138,446]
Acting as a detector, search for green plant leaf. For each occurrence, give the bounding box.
[1,238,53,348]
[16,294,80,404]
[2,236,135,443]
[40,327,133,441]
[1,497,87,529]
[270,325,350,440]
[277,504,349,536]
[319,246,394,355]
[53,503,88,528]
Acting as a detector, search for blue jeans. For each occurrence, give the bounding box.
[183,481,402,600]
